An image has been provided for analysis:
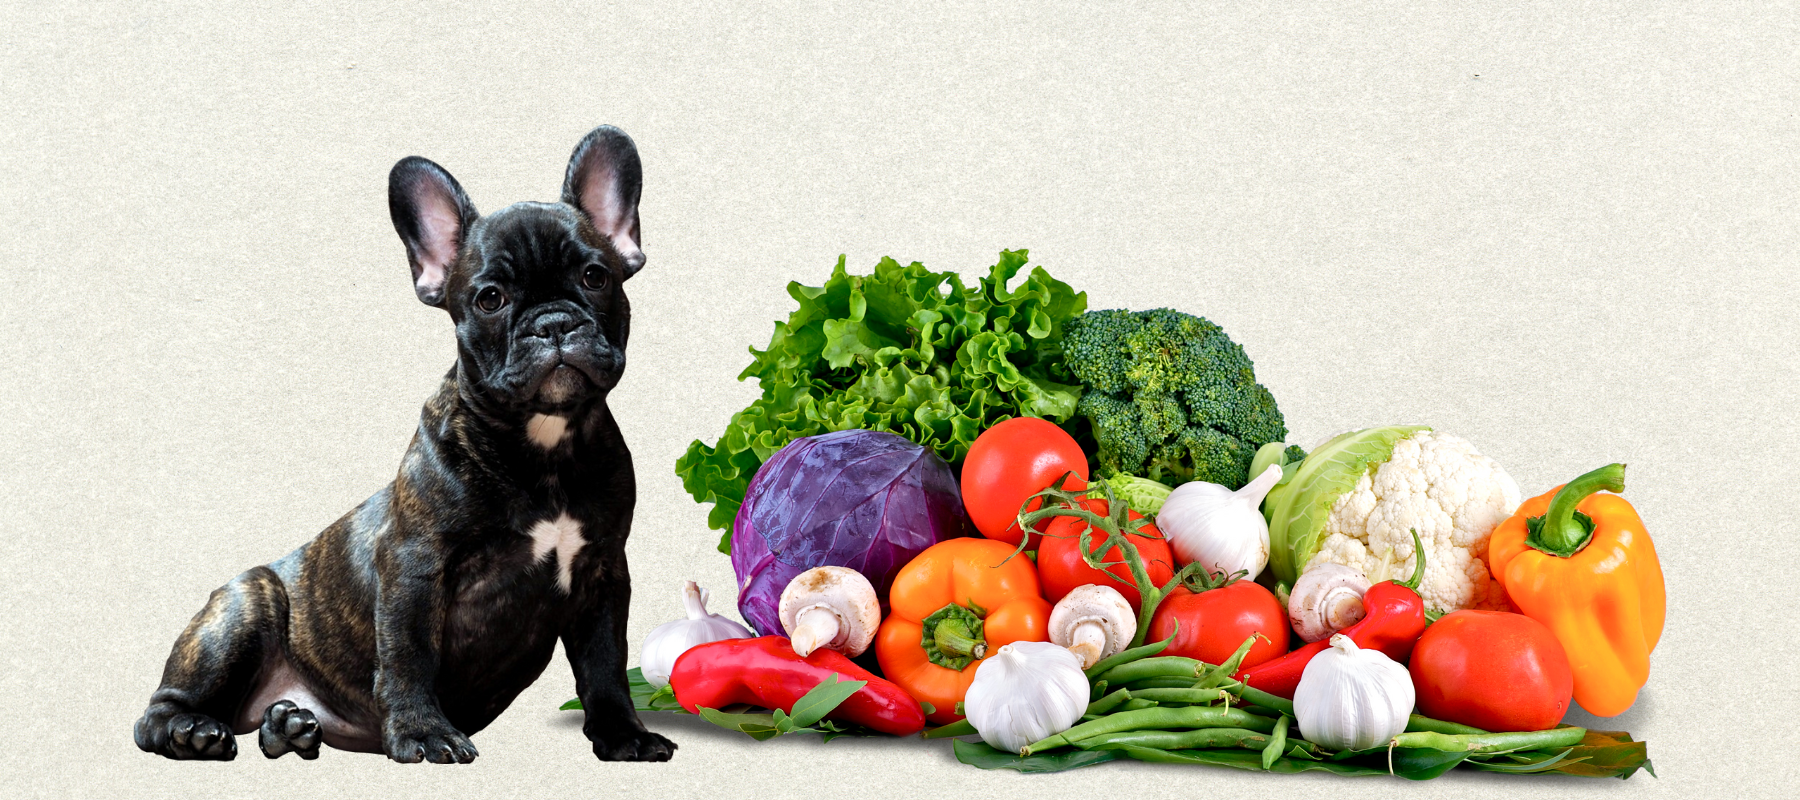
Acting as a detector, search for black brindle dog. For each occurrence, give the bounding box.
[134,126,675,763]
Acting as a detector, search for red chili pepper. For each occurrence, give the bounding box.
[669,636,926,736]
[1236,530,1431,699]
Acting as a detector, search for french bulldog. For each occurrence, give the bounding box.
[133,126,675,763]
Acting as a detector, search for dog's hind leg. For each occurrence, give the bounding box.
[134,566,290,760]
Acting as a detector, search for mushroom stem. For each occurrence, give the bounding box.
[788,605,843,657]
[1066,620,1110,669]
[1325,592,1366,630]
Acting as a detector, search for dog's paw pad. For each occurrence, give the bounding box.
[385,725,478,764]
[594,729,676,762]
[137,710,238,761]
[259,700,322,760]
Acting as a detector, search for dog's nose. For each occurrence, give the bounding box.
[530,312,579,340]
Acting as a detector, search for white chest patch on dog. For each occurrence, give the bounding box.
[525,513,586,592]
[526,414,571,449]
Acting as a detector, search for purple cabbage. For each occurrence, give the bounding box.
[731,429,970,637]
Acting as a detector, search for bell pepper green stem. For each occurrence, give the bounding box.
[1528,463,1626,556]
[933,618,985,659]
[920,602,987,669]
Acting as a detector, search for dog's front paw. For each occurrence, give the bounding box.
[383,719,478,764]
[135,705,239,761]
[592,728,676,762]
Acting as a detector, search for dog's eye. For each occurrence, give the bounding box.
[582,264,609,291]
[475,287,507,313]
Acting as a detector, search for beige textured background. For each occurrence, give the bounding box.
[3,2,1796,797]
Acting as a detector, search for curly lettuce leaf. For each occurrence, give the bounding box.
[677,251,1088,552]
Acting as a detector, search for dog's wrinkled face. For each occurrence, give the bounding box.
[388,127,644,419]
[446,205,632,414]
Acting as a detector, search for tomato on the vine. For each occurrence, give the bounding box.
[1147,575,1288,669]
[959,417,1089,550]
[1409,610,1574,732]
[1036,499,1174,612]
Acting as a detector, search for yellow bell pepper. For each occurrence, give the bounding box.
[1487,464,1665,717]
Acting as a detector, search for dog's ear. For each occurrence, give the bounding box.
[561,126,644,278]
[389,156,477,307]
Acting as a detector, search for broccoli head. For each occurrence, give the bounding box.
[1064,308,1291,489]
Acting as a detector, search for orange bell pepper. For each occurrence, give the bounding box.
[874,538,1052,725]
[1487,463,1665,717]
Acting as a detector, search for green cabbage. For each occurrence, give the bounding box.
[676,250,1089,552]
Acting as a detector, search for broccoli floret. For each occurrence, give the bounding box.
[1064,308,1292,489]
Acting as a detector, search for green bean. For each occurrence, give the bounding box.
[1116,698,1159,712]
[1084,628,1178,681]
[1195,634,1262,690]
[1075,727,1272,752]
[1390,726,1585,754]
[1404,713,1488,736]
[1098,656,1204,685]
[1088,679,1108,701]
[1119,676,1205,691]
[1085,687,1132,716]
[1260,714,1289,769]
[921,718,977,739]
[1022,706,1276,754]
[1222,681,1295,716]
[1124,688,1230,706]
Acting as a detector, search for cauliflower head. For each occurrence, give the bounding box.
[1303,431,1521,612]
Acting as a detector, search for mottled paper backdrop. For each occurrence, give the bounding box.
[2,3,1795,798]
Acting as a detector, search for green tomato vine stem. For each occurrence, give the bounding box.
[1015,473,1207,647]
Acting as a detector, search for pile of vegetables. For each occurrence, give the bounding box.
[570,251,1662,780]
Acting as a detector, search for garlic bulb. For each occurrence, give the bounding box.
[963,641,1090,755]
[640,581,753,687]
[1158,464,1283,579]
[1288,564,1372,643]
[1293,633,1415,750]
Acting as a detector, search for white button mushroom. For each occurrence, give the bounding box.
[1047,584,1137,669]
[778,566,881,658]
[1288,563,1373,643]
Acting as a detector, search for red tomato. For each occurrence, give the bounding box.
[1147,580,1288,668]
[1037,499,1174,613]
[1409,610,1574,732]
[960,417,1089,550]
